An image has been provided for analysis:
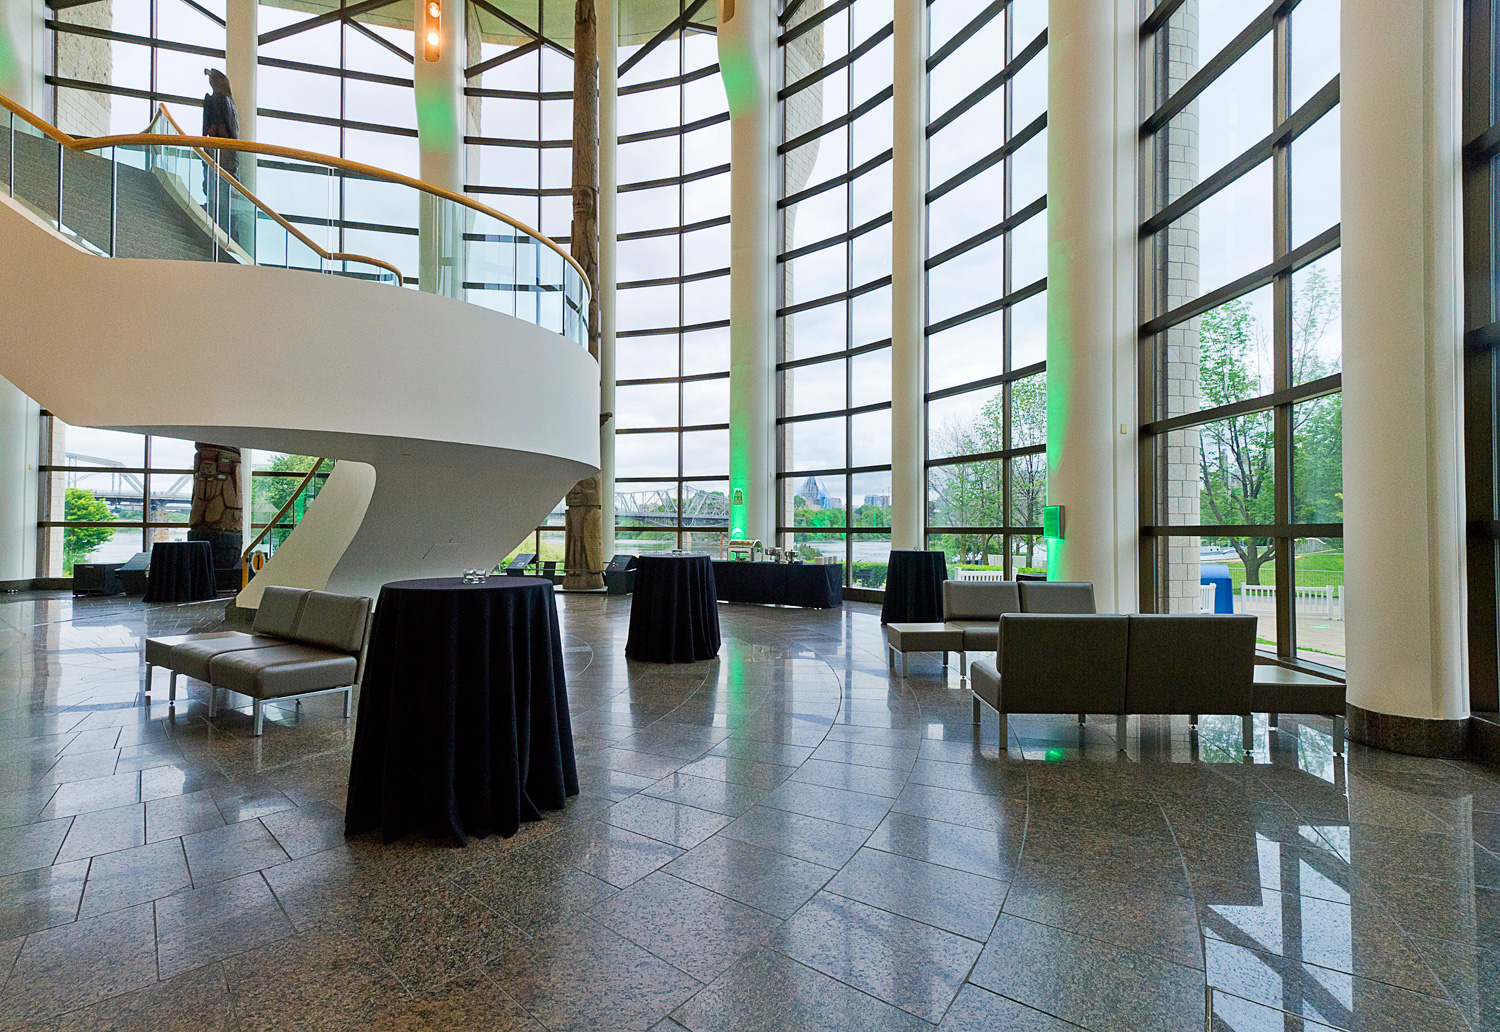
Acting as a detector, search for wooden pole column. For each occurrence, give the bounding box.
[563,0,604,590]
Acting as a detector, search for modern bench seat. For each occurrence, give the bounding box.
[144,585,371,735]
[884,580,1095,676]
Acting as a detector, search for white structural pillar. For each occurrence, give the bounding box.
[415,0,466,295]
[226,0,257,143]
[719,0,775,545]
[0,0,44,586]
[1342,0,1470,752]
[599,0,618,560]
[1045,0,1138,613]
[889,0,925,551]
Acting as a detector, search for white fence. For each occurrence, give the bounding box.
[1238,583,1345,620]
[955,569,1009,582]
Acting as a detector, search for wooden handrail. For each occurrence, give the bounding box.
[149,103,405,284]
[72,132,590,291]
[0,92,75,145]
[241,460,327,588]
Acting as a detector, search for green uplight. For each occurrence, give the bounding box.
[1044,748,1065,762]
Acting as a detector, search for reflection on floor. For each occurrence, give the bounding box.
[0,590,1495,1031]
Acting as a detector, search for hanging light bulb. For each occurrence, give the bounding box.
[423,0,441,62]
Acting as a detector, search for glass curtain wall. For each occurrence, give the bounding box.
[1139,0,1344,670]
[1464,0,1500,713]
[923,0,1047,578]
[777,0,894,589]
[613,1,731,557]
[48,0,227,137]
[37,421,198,575]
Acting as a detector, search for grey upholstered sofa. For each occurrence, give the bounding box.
[969,612,1262,752]
[144,585,372,735]
[884,580,1095,676]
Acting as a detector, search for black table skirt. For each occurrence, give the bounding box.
[880,550,950,624]
[344,577,578,844]
[143,541,217,603]
[625,554,721,663]
[712,561,843,608]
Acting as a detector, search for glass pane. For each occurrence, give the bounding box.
[617,431,678,478]
[1292,108,1341,249]
[786,359,846,417]
[1207,535,1279,651]
[1294,536,1346,670]
[1197,411,1276,527]
[1292,250,1342,383]
[1152,285,1275,421]
[1291,0,1341,110]
[928,386,1003,461]
[850,533,891,588]
[615,481,677,528]
[1293,395,1343,523]
[785,416,846,473]
[927,458,1003,529]
[1155,161,1274,305]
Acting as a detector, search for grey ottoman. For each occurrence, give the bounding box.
[884,622,964,677]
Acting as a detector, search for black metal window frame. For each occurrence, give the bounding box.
[922,0,1050,576]
[1138,0,1345,674]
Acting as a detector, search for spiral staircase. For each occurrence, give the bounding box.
[0,94,599,606]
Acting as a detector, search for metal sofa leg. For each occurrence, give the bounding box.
[169,670,178,704]
[1078,713,1086,726]
[1242,714,1253,754]
[253,699,264,736]
[942,651,949,669]
[887,643,895,670]
[959,651,967,679]
[1116,714,1128,750]
[972,693,981,724]
[1268,711,1280,731]
[1333,713,1345,754]
[996,712,1007,748]
[901,651,908,677]
[344,687,353,719]
[144,665,153,698]
[1189,713,1198,727]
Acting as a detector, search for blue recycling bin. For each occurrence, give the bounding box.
[1201,563,1234,613]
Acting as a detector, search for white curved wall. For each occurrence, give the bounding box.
[0,194,601,599]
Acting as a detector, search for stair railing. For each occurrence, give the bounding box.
[241,460,328,588]
[147,103,404,285]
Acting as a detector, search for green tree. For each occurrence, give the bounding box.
[251,455,330,550]
[63,488,114,574]
[1198,268,1341,582]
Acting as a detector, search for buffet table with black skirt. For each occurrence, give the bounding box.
[344,576,578,844]
[711,561,843,608]
[142,540,217,603]
[625,553,721,663]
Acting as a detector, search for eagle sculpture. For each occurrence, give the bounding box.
[201,68,240,177]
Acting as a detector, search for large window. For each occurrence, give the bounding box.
[1140,0,1343,670]
[776,0,894,589]
[923,0,1047,578]
[613,2,731,556]
[1465,0,1500,713]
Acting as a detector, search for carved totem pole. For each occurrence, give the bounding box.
[563,0,604,590]
[188,444,243,589]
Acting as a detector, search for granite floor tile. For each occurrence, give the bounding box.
[154,871,296,978]
[1203,937,1463,1032]
[602,795,732,849]
[823,725,924,750]
[707,738,815,767]
[54,803,144,863]
[357,873,526,990]
[0,859,87,939]
[575,748,688,781]
[0,903,158,1027]
[1003,868,1204,969]
[257,801,345,860]
[903,757,1027,799]
[719,806,872,868]
[1410,933,1500,1032]
[183,819,290,887]
[788,758,909,798]
[144,790,224,844]
[768,891,981,1023]
[39,773,140,819]
[937,984,1086,1031]
[0,818,72,877]
[78,838,191,918]
[662,834,834,918]
[591,871,782,981]
[210,783,295,825]
[490,919,701,1032]
[673,754,796,789]
[971,914,1204,1032]
[670,946,931,1032]
[0,785,62,831]
[825,846,1006,941]
[574,765,658,802]
[1195,876,1442,993]
[448,840,618,934]
[541,820,684,888]
[1174,825,1354,903]
[642,772,768,817]
[49,962,234,1032]
[888,781,1026,834]
[223,923,412,1032]
[759,780,893,830]
[39,752,121,787]
[1016,818,1195,898]
[806,739,918,772]
[865,810,1023,882]
[379,971,545,1031]
[1027,786,1173,840]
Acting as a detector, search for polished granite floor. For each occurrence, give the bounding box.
[0,591,1496,1031]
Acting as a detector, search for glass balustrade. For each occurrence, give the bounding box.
[0,102,590,347]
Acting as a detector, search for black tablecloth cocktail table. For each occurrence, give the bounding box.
[344,576,578,844]
[142,540,217,603]
[711,561,843,608]
[625,554,721,663]
[880,550,950,624]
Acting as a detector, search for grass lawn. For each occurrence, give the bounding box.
[1215,550,1344,590]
